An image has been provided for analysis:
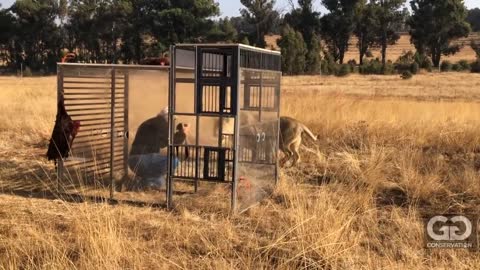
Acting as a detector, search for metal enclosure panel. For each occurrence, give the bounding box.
[56,44,281,212]
[60,66,120,189]
[168,44,281,212]
[57,64,169,202]
[236,68,281,211]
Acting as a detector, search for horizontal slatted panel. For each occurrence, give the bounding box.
[63,67,127,183]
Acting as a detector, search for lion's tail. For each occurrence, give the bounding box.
[301,124,317,142]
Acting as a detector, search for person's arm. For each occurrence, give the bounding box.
[152,116,169,150]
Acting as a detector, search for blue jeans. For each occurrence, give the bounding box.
[128,153,178,188]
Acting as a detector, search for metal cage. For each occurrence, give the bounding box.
[56,44,281,212]
[168,44,281,211]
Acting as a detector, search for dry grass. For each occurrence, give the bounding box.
[1,74,480,269]
[283,72,480,100]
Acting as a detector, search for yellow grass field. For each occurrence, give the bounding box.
[1,73,480,269]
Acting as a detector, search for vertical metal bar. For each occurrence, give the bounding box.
[194,46,200,192]
[259,72,263,122]
[57,65,64,191]
[210,86,212,112]
[167,45,175,209]
[244,71,251,109]
[231,46,240,213]
[218,116,223,148]
[123,72,129,188]
[110,68,116,199]
[274,73,280,110]
[215,85,218,112]
[275,70,281,186]
[197,48,203,114]
[218,53,226,147]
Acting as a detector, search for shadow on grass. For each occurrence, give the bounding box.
[0,155,192,209]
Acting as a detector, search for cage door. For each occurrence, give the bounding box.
[203,147,227,181]
[196,48,237,115]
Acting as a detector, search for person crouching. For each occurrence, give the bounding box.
[127,107,179,191]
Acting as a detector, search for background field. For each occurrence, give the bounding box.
[1,73,480,269]
[266,33,480,63]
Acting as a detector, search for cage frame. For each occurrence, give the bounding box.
[167,44,282,211]
[55,44,282,212]
[56,63,173,197]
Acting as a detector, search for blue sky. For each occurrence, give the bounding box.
[1,0,479,17]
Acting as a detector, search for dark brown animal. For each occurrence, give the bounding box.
[46,99,81,166]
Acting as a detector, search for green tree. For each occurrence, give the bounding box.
[66,0,220,63]
[321,0,361,64]
[467,8,480,32]
[240,0,278,47]
[277,25,306,75]
[408,0,471,68]
[206,18,239,43]
[67,0,132,63]
[354,1,379,65]
[148,0,219,44]
[305,33,322,74]
[283,0,321,73]
[58,0,68,25]
[97,0,133,63]
[121,0,151,63]
[0,5,15,66]
[9,0,62,72]
[373,0,405,67]
[283,0,321,48]
[229,16,255,39]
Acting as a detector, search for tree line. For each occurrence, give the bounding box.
[279,0,478,75]
[0,0,479,75]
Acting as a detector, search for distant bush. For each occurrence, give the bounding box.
[383,60,395,75]
[401,70,413,80]
[394,51,419,74]
[471,60,480,73]
[347,59,357,66]
[22,66,32,77]
[240,36,250,45]
[471,41,480,59]
[397,51,415,63]
[451,63,462,72]
[458,60,471,71]
[321,60,337,75]
[440,61,452,72]
[414,52,433,71]
[359,59,384,74]
[347,60,357,73]
[335,64,351,77]
[411,62,419,74]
